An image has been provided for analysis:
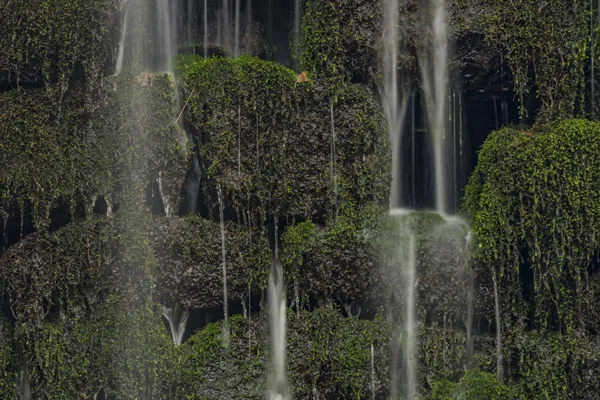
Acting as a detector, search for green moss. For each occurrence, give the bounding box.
[299,0,382,83]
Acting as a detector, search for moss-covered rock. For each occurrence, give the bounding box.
[176,55,389,222]
[149,214,270,310]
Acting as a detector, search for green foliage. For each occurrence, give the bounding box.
[464,119,600,334]
[0,0,119,92]
[176,55,389,222]
[431,379,456,400]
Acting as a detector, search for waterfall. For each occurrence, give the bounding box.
[404,233,417,399]
[419,0,449,214]
[162,305,190,345]
[267,258,290,400]
[155,0,177,72]
[114,0,179,73]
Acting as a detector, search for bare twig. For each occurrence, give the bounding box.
[175,88,195,124]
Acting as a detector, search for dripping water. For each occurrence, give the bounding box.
[330,102,338,220]
[157,176,171,217]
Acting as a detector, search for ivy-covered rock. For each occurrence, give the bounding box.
[176,55,389,222]
[480,0,591,121]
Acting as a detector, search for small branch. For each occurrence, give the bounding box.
[175,88,195,124]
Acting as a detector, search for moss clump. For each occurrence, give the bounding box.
[176,55,389,223]
[299,0,382,83]
[0,0,119,91]
[281,208,382,315]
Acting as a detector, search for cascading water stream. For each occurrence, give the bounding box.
[419,0,449,215]
[267,258,290,400]
[330,102,338,220]
[235,0,241,57]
